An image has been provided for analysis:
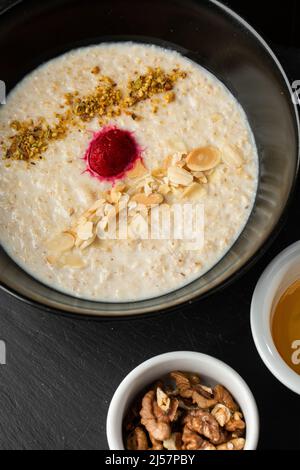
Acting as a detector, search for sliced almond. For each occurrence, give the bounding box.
[110,190,122,204]
[104,203,115,216]
[45,232,75,253]
[114,183,127,192]
[103,190,113,204]
[87,199,106,214]
[65,228,77,238]
[96,206,105,218]
[126,160,148,179]
[80,234,96,250]
[76,221,94,241]
[88,213,101,224]
[97,216,109,233]
[131,192,164,206]
[186,146,221,172]
[182,182,206,200]
[166,139,187,154]
[163,155,174,169]
[199,176,208,184]
[159,184,171,196]
[46,255,58,266]
[143,182,153,196]
[152,167,167,178]
[75,238,84,248]
[192,171,208,184]
[175,159,186,168]
[168,166,193,186]
[192,170,209,184]
[61,253,86,269]
[192,171,205,178]
[77,215,88,226]
[222,145,244,168]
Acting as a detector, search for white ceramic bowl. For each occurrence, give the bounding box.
[106,351,259,450]
[251,241,300,395]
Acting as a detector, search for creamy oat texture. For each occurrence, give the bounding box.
[0,43,258,301]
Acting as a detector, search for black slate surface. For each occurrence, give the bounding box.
[0,0,300,450]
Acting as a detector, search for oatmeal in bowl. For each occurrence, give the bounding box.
[0,42,258,303]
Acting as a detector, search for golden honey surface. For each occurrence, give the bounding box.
[272,280,300,375]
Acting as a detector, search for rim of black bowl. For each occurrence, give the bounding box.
[0,0,299,319]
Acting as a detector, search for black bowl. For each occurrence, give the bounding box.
[0,0,299,317]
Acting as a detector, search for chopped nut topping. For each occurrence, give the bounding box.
[44,142,228,260]
[3,114,70,162]
[45,232,75,254]
[168,166,194,186]
[222,144,244,168]
[186,146,221,172]
[76,221,94,240]
[91,66,100,75]
[164,91,176,103]
[131,192,164,206]
[126,67,186,108]
[71,76,122,122]
[3,67,187,163]
[126,159,148,179]
[182,182,206,200]
[152,167,167,178]
[61,253,86,269]
[124,371,246,451]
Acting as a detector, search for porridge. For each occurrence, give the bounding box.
[0,43,258,302]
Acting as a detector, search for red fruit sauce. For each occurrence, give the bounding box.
[84,126,142,182]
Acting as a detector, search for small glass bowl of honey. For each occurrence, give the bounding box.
[251,241,300,395]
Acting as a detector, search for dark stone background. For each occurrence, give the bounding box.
[0,0,299,450]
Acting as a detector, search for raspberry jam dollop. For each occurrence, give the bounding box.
[84,126,142,181]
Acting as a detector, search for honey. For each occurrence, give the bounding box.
[272,280,300,375]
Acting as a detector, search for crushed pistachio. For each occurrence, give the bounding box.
[3,113,71,162]
[125,67,186,107]
[164,91,176,103]
[70,76,123,122]
[91,66,100,75]
[3,66,187,162]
